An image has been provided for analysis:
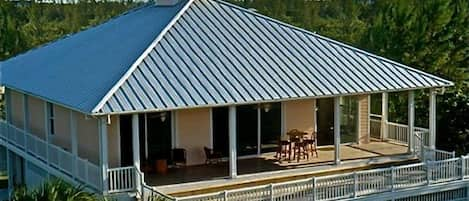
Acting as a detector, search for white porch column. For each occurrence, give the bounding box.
[229,106,237,178]
[132,114,140,170]
[98,117,109,194]
[70,111,78,178]
[334,97,341,165]
[131,114,142,194]
[429,89,437,149]
[381,93,389,140]
[408,91,415,153]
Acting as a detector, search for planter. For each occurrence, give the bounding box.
[156,159,168,174]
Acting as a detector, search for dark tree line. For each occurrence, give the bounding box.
[0,0,138,59]
[1,0,468,153]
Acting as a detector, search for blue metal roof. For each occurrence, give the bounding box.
[1,0,453,115]
[98,0,452,114]
[1,1,188,113]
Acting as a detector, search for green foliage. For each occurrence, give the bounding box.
[11,179,106,201]
[0,0,138,60]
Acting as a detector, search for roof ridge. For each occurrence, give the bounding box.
[215,0,453,86]
[91,0,196,114]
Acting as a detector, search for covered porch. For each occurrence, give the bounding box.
[145,142,408,188]
[107,89,439,194]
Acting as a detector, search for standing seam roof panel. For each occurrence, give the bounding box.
[177,12,245,102]
[239,10,318,97]
[185,9,259,101]
[193,3,270,101]
[206,3,293,99]
[225,8,309,97]
[171,25,233,103]
[100,0,453,114]
[164,29,224,104]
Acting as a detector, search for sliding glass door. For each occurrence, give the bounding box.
[340,97,358,143]
[212,103,282,157]
[145,112,172,162]
[236,105,258,156]
[260,103,281,153]
[212,107,229,157]
[121,112,172,168]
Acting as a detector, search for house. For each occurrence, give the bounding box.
[1,0,468,200]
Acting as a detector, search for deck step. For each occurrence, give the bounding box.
[168,157,419,197]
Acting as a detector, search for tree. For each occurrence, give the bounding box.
[11,179,104,201]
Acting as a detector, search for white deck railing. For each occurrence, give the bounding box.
[108,166,137,193]
[369,114,430,146]
[176,154,469,201]
[0,121,101,191]
[107,166,176,200]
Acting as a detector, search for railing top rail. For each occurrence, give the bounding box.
[356,166,393,174]
[273,177,312,186]
[228,184,270,193]
[415,127,429,132]
[108,166,136,172]
[394,162,426,169]
[315,172,355,180]
[369,114,382,118]
[428,157,460,164]
[387,121,408,127]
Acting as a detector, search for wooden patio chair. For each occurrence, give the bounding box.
[204,147,222,164]
[291,137,308,162]
[303,132,318,158]
[276,139,290,161]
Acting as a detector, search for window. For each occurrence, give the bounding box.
[340,96,358,143]
[48,102,55,135]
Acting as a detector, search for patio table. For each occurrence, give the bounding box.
[286,130,309,162]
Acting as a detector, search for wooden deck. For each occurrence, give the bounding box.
[146,142,412,196]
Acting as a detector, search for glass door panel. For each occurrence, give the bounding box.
[261,103,281,153]
[317,98,335,146]
[237,105,258,156]
[146,112,172,162]
[212,107,229,157]
[340,97,358,143]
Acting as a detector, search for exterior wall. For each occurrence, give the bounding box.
[28,96,46,139]
[52,105,71,150]
[358,95,370,144]
[107,115,120,168]
[76,112,100,164]
[176,108,211,166]
[10,90,24,129]
[284,99,316,134]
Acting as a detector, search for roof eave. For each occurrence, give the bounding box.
[92,84,453,116]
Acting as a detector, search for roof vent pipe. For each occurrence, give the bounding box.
[155,0,181,6]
